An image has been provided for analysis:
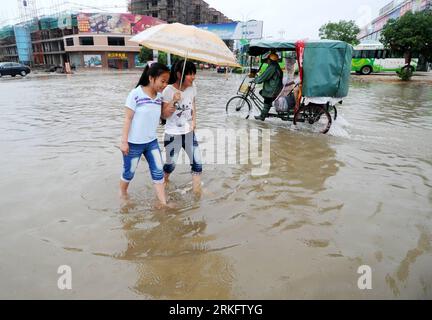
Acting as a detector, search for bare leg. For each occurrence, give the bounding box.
[154,183,167,206]
[119,180,130,200]
[294,87,300,109]
[164,172,170,186]
[192,174,202,195]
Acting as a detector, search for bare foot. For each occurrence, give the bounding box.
[193,185,202,198]
[154,201,177,210]
[165,202,178,209]
[201,188,216,197]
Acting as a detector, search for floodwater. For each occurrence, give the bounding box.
[0,71,431,299]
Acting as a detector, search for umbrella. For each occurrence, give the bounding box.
[129,23,240,68]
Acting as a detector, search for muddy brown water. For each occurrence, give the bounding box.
[0,71,431,299]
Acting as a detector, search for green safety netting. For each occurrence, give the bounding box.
[71,15,78,27]
[1,13,77,41]
[39,16,59,30]
[0,26,14,39]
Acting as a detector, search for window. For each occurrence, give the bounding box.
[79,37,94,46]
[376,50,386,59]
[66,38,74,46]
[360,50,375,59]
[152,12,158,18]
[152,0,158,6]
[108,37,125,46]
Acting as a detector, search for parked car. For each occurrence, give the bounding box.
[216,66,227,73]
[198,63,211,70]
[0,62,31,77]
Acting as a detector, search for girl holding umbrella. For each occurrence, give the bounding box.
[162,60,203,194]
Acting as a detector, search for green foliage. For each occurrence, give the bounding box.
[381,11,432,65]
[138,46,153,63]
[232,67,245,74]
[170,54,186,66]
[319,20,360,46]
[158,51,167,65]
[138,48,184,67]
[396,66,414,81]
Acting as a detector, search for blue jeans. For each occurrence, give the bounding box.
[121,139,164,184]
[163,132,203,175]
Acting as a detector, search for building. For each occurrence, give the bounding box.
[0,12,165,69]
[129,0,232,25]
[358,0,432,41]
[188,0,210,25]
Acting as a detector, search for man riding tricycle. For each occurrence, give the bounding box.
[226,39,353,134]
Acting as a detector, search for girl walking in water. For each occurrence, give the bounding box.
[120,62,181,205]
[162,60,203,194]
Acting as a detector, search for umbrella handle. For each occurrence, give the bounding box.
[179,51,189,91]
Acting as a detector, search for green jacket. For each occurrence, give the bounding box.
[255,61,283,98]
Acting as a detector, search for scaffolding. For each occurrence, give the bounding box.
[3,0,142,66]
[14,0,39,64]
[17,0,39,23]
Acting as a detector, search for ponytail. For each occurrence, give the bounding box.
[136,62,170,88]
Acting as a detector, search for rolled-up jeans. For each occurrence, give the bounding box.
[163,131,203,175]
[121,139,164,184]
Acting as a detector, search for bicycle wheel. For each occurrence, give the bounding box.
[293,104,332,134]
[327,105,338,121]
[226,96,252,119]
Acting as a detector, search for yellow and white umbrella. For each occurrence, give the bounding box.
[130,23,240,68]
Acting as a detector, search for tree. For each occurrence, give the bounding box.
[381,11,432,68]
[158,51,167,65]
[319,20,360,46]
[138,46,153,63]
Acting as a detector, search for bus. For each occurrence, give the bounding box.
[256,51,297,76]
[352,41,417,75]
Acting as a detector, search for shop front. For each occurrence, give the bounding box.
[107,52,129,69]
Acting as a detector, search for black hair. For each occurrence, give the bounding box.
[136,62,170,88]
[169,60,197,85]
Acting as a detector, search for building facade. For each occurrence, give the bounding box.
[129,0,232,25]
[0,12,165,69]
[358,0,432,41]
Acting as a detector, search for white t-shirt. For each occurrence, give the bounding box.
[162,84,197,135]
[125,86,162,144]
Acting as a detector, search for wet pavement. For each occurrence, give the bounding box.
[0,70,431,299]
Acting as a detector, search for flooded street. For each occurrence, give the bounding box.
[1,71,431,299]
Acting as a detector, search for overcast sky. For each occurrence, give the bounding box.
[1,0,391,38]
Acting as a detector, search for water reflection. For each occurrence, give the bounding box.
[348,82,432,129]
[255,130,342,207]
[115,203,235,299]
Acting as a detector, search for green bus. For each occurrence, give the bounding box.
[256,51,297,76]
[352,42,417,75]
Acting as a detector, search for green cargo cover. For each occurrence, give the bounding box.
[248,39,353,98]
